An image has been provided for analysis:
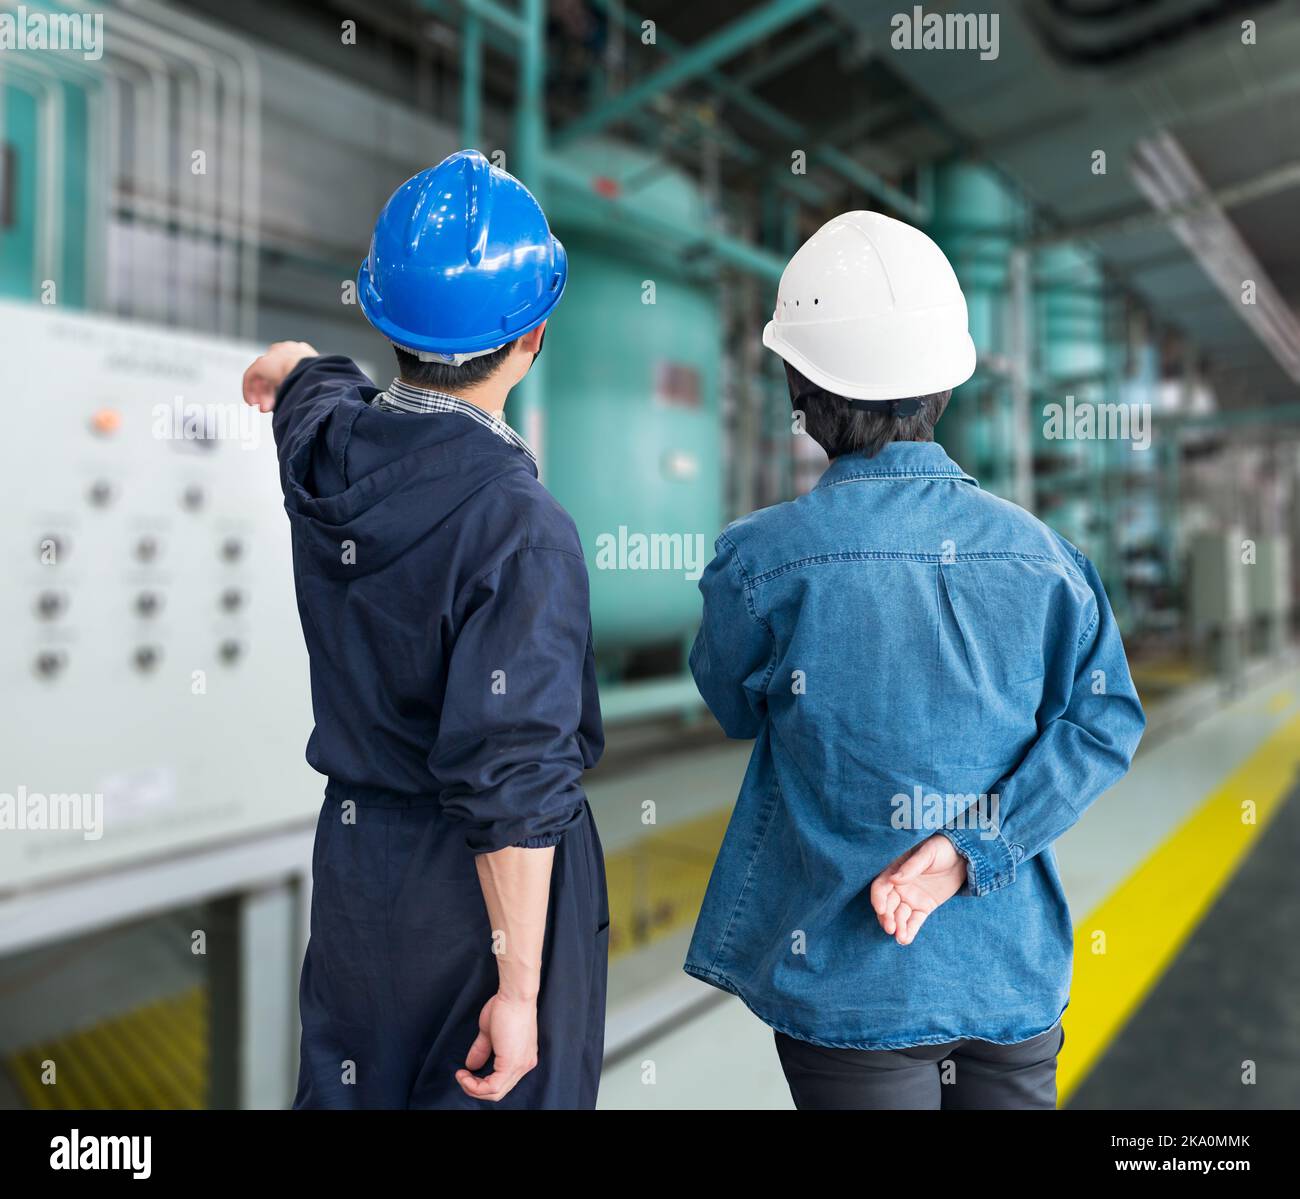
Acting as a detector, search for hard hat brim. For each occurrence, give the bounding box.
[762,316,976,401]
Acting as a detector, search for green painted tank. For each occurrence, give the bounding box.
[929,163,1025,498]
[543,143,724,654]
[1,82,46,300]
[1036,243,1108,385]
[1034,243,1112,553]
[931,163,1022,356]
[0,79,89,305]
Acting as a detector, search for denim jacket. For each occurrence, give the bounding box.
[684,441,1145,1049]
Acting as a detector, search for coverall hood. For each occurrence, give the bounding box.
[275,356,534,581]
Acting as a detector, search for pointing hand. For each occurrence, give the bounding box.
[241,341,318,412]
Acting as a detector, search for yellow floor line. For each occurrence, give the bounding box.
[1059,712,1300,1102]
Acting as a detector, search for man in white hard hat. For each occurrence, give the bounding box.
[685,212,1145,1110]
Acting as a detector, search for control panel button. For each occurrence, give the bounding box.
[221,537,244,563]
[88,479,114,507]
[182,484,204,512]
[219,639,242,665]
[35,590,65,620]
[34,650,66,679]
[90,407,122,436]
[220,587,244,612]
[135,591,162,618]
[133,645,162,673]
[135,535,160,563]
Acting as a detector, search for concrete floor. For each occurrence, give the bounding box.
[600,987,793,1110]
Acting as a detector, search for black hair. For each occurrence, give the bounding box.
[785,361,950,460]
[393,338,520,392]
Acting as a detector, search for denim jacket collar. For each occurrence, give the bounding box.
[814,441,978,490]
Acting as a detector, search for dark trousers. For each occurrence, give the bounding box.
[295,793,608,1109]
[775,1023,1064,1110]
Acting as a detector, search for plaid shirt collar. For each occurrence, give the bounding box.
[371,378,537,466]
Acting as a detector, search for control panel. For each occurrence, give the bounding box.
[0,302,319,890]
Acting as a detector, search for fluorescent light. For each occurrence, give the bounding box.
[1130,131,1300,383]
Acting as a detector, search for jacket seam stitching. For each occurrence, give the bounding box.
[719,532,778,692]
[490,475,534,547]
[1059,544,1091,587]
[1077,607,1100,652]
[705,777,782,977]
[719,533,766,626]
[336,405,361,477]
[815,471,973,485]
[749,550,1063,587]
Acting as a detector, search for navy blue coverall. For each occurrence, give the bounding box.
[272,356,608,1109]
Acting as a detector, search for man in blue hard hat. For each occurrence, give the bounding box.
[241,150,607,1109]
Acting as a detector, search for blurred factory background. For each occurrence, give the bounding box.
[2,0,1299,1110]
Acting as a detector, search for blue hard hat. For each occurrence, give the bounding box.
[357,149,567,358]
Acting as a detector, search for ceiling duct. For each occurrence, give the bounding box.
[1130,130,1300,383]
[1024,0,1280,69]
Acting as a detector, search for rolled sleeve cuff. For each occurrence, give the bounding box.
[462,803,584,855]
[941,826,1020,897]
[511,833,565,849]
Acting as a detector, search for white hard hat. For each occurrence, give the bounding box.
[762,211,976,402]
